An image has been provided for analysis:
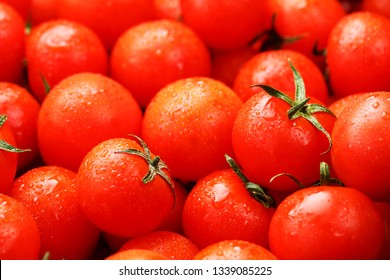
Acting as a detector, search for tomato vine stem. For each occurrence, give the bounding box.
[0,115,31,153]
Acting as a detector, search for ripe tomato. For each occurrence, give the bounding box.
[233,50,329,103]
[232,63,336,191]
[194,240,278,260]
[182,167,275,249]
[327,12,390,99]
[76,136,175,238]
[0,2,25,84]
[37,73,142,172]
[268,0,346,70]
[30,0,58,26]
[361,0,390,19]
[0,194,40,260]
[106,249,169,260]
[56,0,155,51]
[331,91,390,201]
[26,19,108,102]
[327,92,364,117]
[9,166,101,260]
[153,0,181,20]
[119,231,199,260]
[110,19,211,108]
[375,202,390,259]
[1,0,31,21]
[0,83,40,170]
[142,77,243,182]
[269,186,385,259]
[180,0,272,50]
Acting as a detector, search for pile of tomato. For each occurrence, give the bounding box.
[1,0,389,260]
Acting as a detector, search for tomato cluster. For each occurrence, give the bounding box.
[1,0,389,260]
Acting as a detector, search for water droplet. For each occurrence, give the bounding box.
[213,183,229,203]
[95,167,107,175]
[381,111,390,120]
[372,102,380,109]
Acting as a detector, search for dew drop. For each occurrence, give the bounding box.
[381,111,390,120]
[372,102,380,109]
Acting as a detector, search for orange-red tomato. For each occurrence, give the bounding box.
[153,0,182,20]
[30,0,58,26]
[106,249,169,260]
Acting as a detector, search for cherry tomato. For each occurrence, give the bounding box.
[37,73,142,172]
[269,186,385,259]
[153,0,182,20]
[0,2,25,84]
[142,77,243,182]
[180,0,272,50]
[76,136,175,237]
[331,91,390,201]
[110,19,211,108]
[0,82,40,170]
[119,230,199,260]
[0,194,40,260]
[327,92,365,117]
[361,0,390,19]
[30,0,58,26]
[26,19,108,102]
[105,249,169,260]
[56,0,155,51]
[9,166,101,259]
[375,202,390,259]
[327,12,390,99]
[194,240,278,260]
[1,0,31,21]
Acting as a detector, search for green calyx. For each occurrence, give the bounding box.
[225,154,275,208]
[251,60,335,155]
[115,134,175,208]
[0,115,31,153]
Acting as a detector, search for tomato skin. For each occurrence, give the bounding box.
[375,202,390,259]
[182,169,275,249]
[37,73,142,172]
[194,240,278,260]
[327,92,365,117]
[1,0,31,21]
[0,3,25,84]
[0,119,18,194]
[76,138,175,238]
[269,186,385,260]
[26,19,108,103]
[232,93,335,192]
[331,91,390,201]
[30,0,58,26]
[361,0,390,19]
[119,231,199,260]
[180,0,272,50]
[153,0,182,20]
[327,12,390,98]
[110,19,211,108]
[233,50,329,103]
[0,194,41,260]
[142,77,243,182]
[106,249,169,260]
[0,83,40,170]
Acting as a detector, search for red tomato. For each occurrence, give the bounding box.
[269,186,385,259]
[37,73,142,172]
[327,92,365,117]
[0,83,40,170]
[26,19,108,102]
[375,202,390,259]
[327,12,390,99]
[142,77,243,182]
[182,168,275,249]
[0,2,25,84]
[194,240,278,260]
[361,0,390,19]
[268,0,346,70]
[1,0,31,21]
[331,91,390,201]
[56,0,155,51]
[0,194,40,260]
[180,0,272,50]
[153,0,182,20]
[9,166,101,260]
[110,19,211,108]
[30,0,58,26]
[233,50,329,103]
[119,231,199,260]
[106,249,169,260]
[76,137,175,238]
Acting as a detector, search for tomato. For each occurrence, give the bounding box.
[153,0,182,20]
[106,249,169,260]
[375,202,390,259]
[110,19,211,108]
[56,0,155,51]
[327,92,365,117]
[0,2,25,84]
[327,12,390,99]
[361,0,390,19]
[26,19,108,103]
[233,50,329,103]
[232,63,336,192]
[76,136,175,237]
[331,91,390,201]
[194,240,278,260]
[269,186,385,259]
[37,73,142,172]
[142,77,243,182]
[182,165,275,249]
[119,231,199,260]
[30,0,58,26]
[0,83,40,171]
[9,166,101,259]
[180,0,272,50]
[268,0,346,70]
[1,0,31,21]
[0,194,40,260]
